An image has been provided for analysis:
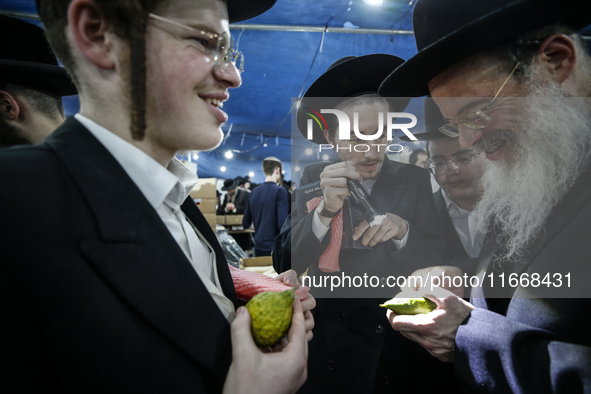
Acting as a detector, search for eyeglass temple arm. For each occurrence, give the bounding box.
[484,61,521,111]
[148,13,218,39]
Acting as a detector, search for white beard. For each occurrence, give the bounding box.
[474,79,591,262]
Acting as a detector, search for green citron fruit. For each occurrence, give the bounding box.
[379,296,437,315]
[246,289,294,347]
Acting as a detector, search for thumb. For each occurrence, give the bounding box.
[423,287,458,308]
[230,306,256,359]
[276,269,298,287]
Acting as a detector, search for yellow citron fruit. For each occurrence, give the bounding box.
[379,296,437,315]
[246,289,294,347]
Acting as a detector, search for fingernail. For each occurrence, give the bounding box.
[285,277,294,286]
[352,235,358,240]
[236,306,246,315]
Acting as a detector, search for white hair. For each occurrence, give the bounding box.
[475,67,591,263]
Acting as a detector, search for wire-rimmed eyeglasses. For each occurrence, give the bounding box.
[149,13,244,73]
[439,61,521,138]
[425,154,479,176]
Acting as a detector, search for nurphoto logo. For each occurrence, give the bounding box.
[302,108,418,153]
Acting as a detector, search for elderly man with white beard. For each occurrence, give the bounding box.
[378,0,591,393]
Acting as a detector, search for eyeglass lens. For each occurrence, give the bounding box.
[428,156,475,175]
[149,13,244,73]
[438,62,521,137]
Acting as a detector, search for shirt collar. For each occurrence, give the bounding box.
[442,189,471,216]
[74,113,198,209]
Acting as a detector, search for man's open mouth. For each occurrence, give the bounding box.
[203,97,223,108]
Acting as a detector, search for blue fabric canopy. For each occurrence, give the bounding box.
[2,0,590,183]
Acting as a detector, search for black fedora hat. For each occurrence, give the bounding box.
[0,15,77,97]
[221,178,239,191]
[35,0,277,24]
[379,0,591,98]
[297,54,412,144]
[400,97,449,142]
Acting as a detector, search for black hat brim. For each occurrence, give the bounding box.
[379,0,591,98]
[297,54,411,144]
[0,60,77,96]
[221,180,240,191]
[35,0,276,25]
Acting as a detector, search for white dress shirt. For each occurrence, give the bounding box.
[442,190,487,258]
[75,114,235,322]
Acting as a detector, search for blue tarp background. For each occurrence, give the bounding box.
[2,0,590,185]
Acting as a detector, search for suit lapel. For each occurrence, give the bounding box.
[370,157,407,212]
[46,118,233,377]
[433,189,469,261]
[470,223,501,304]
[182,198,238,307]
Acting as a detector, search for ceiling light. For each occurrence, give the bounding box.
[225,151,233,159]
[249,172,254,177]
[221,166,226,172]
[363,0,383,6]
[305,148,312,155]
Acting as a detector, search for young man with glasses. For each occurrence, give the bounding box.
[399,98,485,292]
[0,0,313,393]
[425,143,484,260]
[420,98,486,262]
[380,0,591,392]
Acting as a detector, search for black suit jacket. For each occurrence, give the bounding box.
[218,189,249,215]
[0,117,238,393]
[276,157,458,393]
[454,163,591,393]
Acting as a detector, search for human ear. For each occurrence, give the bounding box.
[536,34,576,84]
[0,91,20,121]
[68,0,117,70]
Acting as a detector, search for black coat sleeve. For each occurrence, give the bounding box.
[234,190,248,214]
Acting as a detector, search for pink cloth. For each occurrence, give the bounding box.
[228,264,310,301]
[306,197,342,272]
